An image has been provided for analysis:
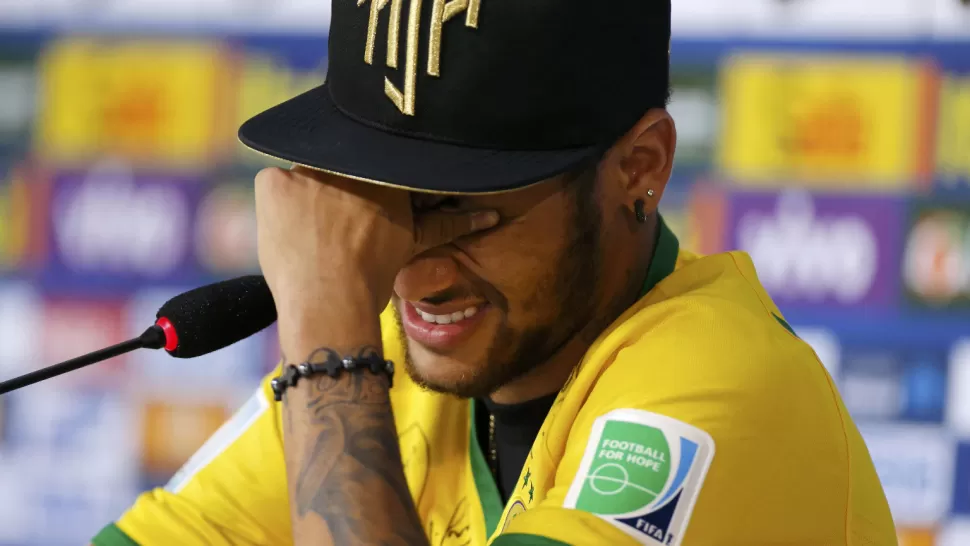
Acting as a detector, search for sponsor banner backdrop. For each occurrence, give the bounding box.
[41,164,206,294]
[39,298,130,388]
[793,326,842,378]
[939,519,970,546]
[35,38,233,167]
[725,189,905,310]
[902,200,970,310]
[896,527,939,546]
[861,424,955,526]
[0,55,37,157]
[932,0,970,39]
[140,398,233,480]
[946,339,970,436]
[0,162,50,275]
[194,181,259,276]
[951,442,970,516]
[3,387,138,470]
[684,182,729,256]
[718,53,936,189]
[935,73,970,192]
[896,527,936,546]
[840,347,948,424]
[0,282,42,379]
[668,67,719,171]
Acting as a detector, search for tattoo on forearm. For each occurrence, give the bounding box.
[283,345,428,546]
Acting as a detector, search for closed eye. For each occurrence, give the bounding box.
[435,197,462,212]
[413,195,462,213]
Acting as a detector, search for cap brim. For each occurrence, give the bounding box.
[238,83,604,195]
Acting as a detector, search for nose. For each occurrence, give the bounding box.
[394,254,460,302]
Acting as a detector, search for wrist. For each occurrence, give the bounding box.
[278,317,382,363]
[275,287,384,364]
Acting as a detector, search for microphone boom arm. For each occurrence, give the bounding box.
[0,326,166,396]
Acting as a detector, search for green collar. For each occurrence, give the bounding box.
[639,213,679,298]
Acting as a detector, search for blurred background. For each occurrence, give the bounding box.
[0,1,968,545]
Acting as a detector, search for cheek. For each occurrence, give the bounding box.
[460,221,565,312]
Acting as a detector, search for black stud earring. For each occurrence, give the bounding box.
[634,199,646,224]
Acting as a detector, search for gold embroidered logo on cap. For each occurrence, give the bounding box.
[358,0,481,116]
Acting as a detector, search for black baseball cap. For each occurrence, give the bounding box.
[239,0,672,195]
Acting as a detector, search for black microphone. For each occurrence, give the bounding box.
[154,275,277,358]
[0,275,277,395]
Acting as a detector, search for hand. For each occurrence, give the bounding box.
[254,166,498,323]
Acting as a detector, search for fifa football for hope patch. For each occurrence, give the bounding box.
[563,409,715,545]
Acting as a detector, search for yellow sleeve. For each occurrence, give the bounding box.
[92,369,291,546]
[496,306,866,546]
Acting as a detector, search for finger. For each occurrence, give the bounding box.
[414,210,500,252]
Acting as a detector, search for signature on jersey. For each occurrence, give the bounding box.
[399,423,431,502]
[427,496,472,546]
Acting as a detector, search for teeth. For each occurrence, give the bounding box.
[416,305,482,325]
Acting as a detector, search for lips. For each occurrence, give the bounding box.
[401,300,489,351]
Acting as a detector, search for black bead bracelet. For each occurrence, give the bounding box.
[271,347,394,401]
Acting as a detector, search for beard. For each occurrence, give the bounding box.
[396,175,603,400]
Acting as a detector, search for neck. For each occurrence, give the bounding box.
[488,216,658,405]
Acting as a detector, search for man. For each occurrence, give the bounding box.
[91,0,897,545]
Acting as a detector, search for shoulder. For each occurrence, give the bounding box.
[569,249,850,474]
[595,251,818,404]
[538,253,856,543]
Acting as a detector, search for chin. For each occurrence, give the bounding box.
[404,342,495,398]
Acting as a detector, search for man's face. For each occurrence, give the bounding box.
[392,170,602,399]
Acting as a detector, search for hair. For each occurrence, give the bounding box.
[647,46,673,110]
[654,68,673,110]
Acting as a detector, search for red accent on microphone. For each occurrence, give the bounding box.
[155,317,179,352]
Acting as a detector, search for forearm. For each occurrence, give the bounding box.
[279,306,428,546]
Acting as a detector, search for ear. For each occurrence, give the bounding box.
[605,109,677,217]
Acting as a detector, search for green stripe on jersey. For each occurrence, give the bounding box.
[491,533,572,545]
[640,213,679,298]
[470,400,505,538]
[91,524,140,546]
[773,313,798,337]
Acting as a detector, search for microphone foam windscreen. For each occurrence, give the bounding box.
[156,275,277,358]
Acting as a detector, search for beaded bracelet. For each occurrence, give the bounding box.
[271,347,394,401]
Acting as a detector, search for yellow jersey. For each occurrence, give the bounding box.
[92,217,897,546]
